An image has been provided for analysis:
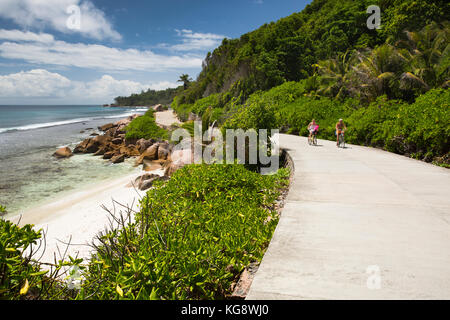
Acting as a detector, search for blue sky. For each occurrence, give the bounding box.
[0,0,310,104]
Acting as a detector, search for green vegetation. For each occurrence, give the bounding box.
[0,205,6,215]
[173,0,448,106]
[220,82,449,164]
[77,164,289,299]
[1,164,289,300]
[0,220,42,299]
[2,0,448,301]
[114,86,182,106]
[178,74,193,90]
[170,0,449,165]
[124,109,169,140]
[0,219,79,300]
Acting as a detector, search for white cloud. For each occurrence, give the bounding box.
[0,69,179,103]
[0,30,203,71]
[161,29,226,52]
[0,69,72,98]
[0,29,55,43]
[0,0,121,41]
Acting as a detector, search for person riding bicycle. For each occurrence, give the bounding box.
[335,118,347,146]
[308,119,319,141]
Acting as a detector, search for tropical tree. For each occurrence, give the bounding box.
[352,44,407,101]
[178,74,193,90]
[396,22,450,91]
[314,50,356,100]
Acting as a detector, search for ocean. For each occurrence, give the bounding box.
[0,105,147,216]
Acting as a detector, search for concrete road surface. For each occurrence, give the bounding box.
[247,134,450,299]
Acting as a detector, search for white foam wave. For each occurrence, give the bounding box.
[0,109,146,134]
[0,118,92,134]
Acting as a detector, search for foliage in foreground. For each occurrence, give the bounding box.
[0,219,78,300]
[0,220,42,299]
[124,109,169,140]
[78,164,289,300]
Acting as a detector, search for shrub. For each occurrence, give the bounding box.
[0,220,45,299]
[0,219,78,300]
[346,89,450,162]
[125,111,168,140]
[191,94,220,116]
[346,96,402,147]
[172,103,194,122]
[388,89,450,159]
[78,164,289,300]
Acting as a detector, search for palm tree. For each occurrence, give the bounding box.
[352,44,406,101]
[396,22,449,90]
[178,74,192,90]
[315,50,356,100]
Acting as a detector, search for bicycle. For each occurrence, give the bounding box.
[308,131,318,146]
[337,131,345,148]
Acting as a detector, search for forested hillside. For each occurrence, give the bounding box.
[174,0,448,104]
[113,86,182,106]
[171,0,449,166]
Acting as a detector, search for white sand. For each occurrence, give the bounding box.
[8,167,164,264]
[154,109,182,127]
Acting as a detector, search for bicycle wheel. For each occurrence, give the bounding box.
[313,135,317,145]
[339,134,345,148]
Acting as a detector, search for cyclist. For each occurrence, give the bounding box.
[307,119,319,142]
[335,118,347,146]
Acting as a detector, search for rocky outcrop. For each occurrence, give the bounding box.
[136,138,155,153]
[69,113,190,177]
[135,144,159,165]
[111,154,125,164]
[53,147,73,159]
[99,123,115,132]
[152,104,164,112]
[142,159,167,171]
[157,145,170,160]
[132,173,169,191]
[103,151,115,160]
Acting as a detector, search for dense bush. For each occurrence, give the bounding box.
[220,80,449,164]
[0,219,80,300]
[347,89,450,161]
[124,110,168,140]
[78,164,289,299]
[0,219,42,299]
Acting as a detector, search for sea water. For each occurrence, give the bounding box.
[0,105,147,216]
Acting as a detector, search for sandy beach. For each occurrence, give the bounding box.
[154,109,181,127]
[8,168,165,264]
[6,110,177,264]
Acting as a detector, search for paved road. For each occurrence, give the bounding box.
[247,134,450,299]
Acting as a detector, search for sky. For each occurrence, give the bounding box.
[0,0,310,104]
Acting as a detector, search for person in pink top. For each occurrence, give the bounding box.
[307,119,319,140]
